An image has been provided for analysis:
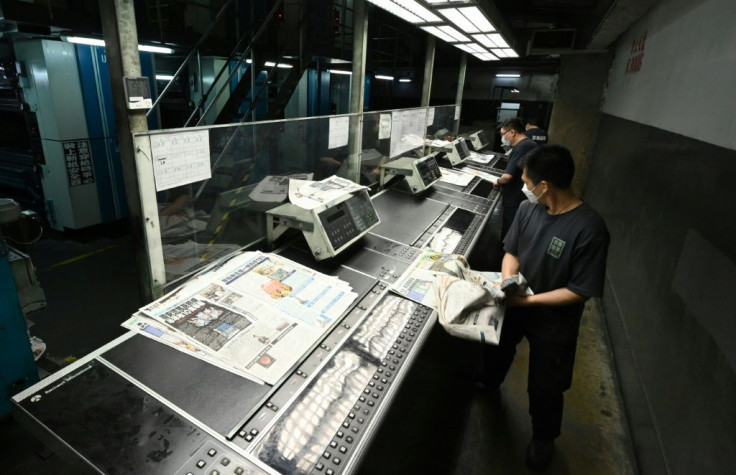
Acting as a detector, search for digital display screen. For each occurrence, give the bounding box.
[477,130,488,147]
[325,208,345,224]
[455,140,469,159]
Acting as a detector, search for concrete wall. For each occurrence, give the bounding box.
[585,0,736,472]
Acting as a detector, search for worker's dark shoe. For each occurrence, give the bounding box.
[525,439,555,471]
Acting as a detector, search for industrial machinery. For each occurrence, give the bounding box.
[0,198,38,417]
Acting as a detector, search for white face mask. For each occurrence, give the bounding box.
[501,135,510,146]
[522,182,544,204]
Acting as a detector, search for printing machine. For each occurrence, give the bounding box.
[11,169,501,474]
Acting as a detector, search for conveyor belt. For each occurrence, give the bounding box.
[12,177,499,475]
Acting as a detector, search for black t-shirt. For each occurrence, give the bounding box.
[504,200,610,342]
[501,138,538,208]
[525,128,548,144]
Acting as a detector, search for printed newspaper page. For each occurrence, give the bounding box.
[288,175,368,210]
[391,249,532,345]
[128,251,357,385]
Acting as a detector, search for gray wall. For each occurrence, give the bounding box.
[585,0,736,472]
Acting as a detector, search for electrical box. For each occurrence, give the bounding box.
[467,130,490,151]
[380,153,442,194]
[267,190,380,260]
[443,138,471,166]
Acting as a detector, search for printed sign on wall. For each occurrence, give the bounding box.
[625,31,646,75]
[63,140,95,187]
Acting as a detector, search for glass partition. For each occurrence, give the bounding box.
[132,104,460,296]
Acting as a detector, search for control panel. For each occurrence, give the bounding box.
[318,192,380,251]
[379,154,442,194]
[267,191,380,261]
[443,138,470,166]
[245,292,433,474]
[467,129,489,151]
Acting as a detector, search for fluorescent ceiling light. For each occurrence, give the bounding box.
[399,78,412,82]
[472,52,498,61]
[328,69,352,75]
[488,33,510,48]
[496,73,520,78]
[366,0,421,23]
[455,44,475,54]
[264,61,293,69]
[472,34,494,48]
[155,74,174,81]
[138,44,173,54]
[467,43,487,54]
[493,49,509,58]
[422,26,457,43]
[438,25,470,42]
[502,49,519,58]
[375,75,394,80]
[459,7,494,32]
[439,8,479,33]
[64,36,172,54]
[65,36,105,46]
[439,7,495,34]
[392,0,441,22]
[511,88,520,93]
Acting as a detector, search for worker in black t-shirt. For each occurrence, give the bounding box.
[494,118,539,239]
[483,144,610,471]
[524,117,548,144]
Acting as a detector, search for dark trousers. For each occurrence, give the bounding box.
[483,310,578,441]
[501,203,519,240]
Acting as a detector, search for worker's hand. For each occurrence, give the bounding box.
[506,293,530,307]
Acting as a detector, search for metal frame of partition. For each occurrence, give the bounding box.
[131,104,460,297]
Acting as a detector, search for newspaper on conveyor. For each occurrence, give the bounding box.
[122,251,358,384]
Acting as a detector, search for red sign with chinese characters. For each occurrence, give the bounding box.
[625,31,646,75]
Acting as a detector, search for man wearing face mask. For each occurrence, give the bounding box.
[494,118,539,239]
[483,144,610,471]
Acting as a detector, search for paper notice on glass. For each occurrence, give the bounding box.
[250,173,313,203]
[378,113,392,140]
[328,116,350,150]
[288,175,368,210]
[150,130,211,191]
[454,105,461,120]
[427,107,435,126]
[460,166,499,184]
[439,167,474,186]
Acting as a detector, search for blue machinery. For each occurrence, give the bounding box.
[0,199,38,418]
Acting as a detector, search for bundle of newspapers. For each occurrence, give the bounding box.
[389,248,532,345]
[122,251,357,385]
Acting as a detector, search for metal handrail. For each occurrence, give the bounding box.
[188,0,286,127]
[146,0,234,117]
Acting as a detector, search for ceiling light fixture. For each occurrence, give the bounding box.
[328,69,352,75]
[399,78,412,82]
[264,61,293,69]
[496,73,520,78]
[64,36,173,54]
[155,74,175,81]
[139,44,173,54]
[375,74,395,80]
[438,25,470,42]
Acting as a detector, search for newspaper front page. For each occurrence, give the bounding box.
[123,251,357,385]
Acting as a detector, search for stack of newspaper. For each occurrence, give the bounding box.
[389,249,531,345]
[122,251,358,385]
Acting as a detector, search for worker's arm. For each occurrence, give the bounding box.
[501,252,520,280]
[508,288,588,308]
[494,173,514,187]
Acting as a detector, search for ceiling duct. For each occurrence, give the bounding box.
[528,28,576,55]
